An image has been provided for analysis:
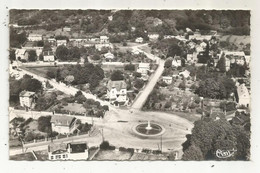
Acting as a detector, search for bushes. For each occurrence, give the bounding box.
[100,141,115,150]
[124,64,135,71]
[119,147,135,154]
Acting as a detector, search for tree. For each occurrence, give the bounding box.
[39,53,44,61]
[36,40,44,47]
[43,42,52,51]
[111,70,124,81]
[178,79,186,90]
[182,144,204,161]
[195,78,226,99]
[219,76,236,99]
[164,59,173,68]
[9,49,16,62]
[124,64,135,71]
[181,116,250,160]
[10,28,27,48]
[167,43,182,57]
[100,141,110,150]
[56,45,69,61]
[38,116,52,134]
[216,55,226,72]
[68,46,81,60]
[91,54,101,61]
[46,70,55,79]
[20,75,42,92]
[102,105,109,111]
[134,79,144,89]
[28,50,37,62]
[133,72,142,78]
[75,91,83,98]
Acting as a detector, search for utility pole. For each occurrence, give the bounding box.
[160,134,163,152]
[100,128,104,142]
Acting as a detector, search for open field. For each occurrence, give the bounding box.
[62,103,86,114]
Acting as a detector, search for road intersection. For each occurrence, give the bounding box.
[10,44,193,157]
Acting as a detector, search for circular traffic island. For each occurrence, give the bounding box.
[133,121,165,137]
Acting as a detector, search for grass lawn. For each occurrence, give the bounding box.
[9,138,22,148]
[88,147,99,160]
[23,66,60,78]
[170,111,201,123]
[92,150,133,160]
[24,120,47,136]
[62,103,86,114]
[10,152,35,161]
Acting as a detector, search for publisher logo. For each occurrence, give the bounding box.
[216,149,237,159]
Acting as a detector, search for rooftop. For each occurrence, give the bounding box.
[19,90,35,97]
[107,80,127,91]
[68,143,88,153]
[237,84,250,98]
[50,115,76,127]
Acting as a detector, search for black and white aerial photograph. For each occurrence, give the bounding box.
[8,9,252,161]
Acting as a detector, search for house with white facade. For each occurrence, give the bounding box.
[186,52,198,64]
[137,63,150,76]
[95,43,111,51]
[63,26,71,32]
[135,37,144,43]
[57,40,67,46]
[48,142,89,160]
[100,36,109,43]
[50,115,78,134]
[28,34,42,41]
[106,80,127,104]
[104,52,115,61]
[162,76,173,85]
[19,91,36,108]
[172,56,182,67]
[189,34,212,41]
[15,49,28,61]
[43,51,55,62]
[148,33,159,41]
[237,83,250,108]
[222,51,246,71]
[179,70,190,79]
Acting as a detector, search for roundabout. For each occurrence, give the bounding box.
[133,121,166,137]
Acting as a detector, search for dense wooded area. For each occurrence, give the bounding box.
[10,10,250,35]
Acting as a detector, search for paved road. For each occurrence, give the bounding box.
[10,109,193,155]
[10,44,193,158]
[131,47,165,110]
[17,68,113,109]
